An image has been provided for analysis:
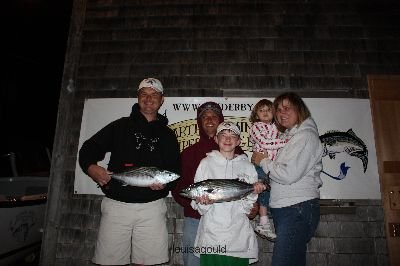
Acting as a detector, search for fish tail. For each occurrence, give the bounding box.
[350,150,368,172]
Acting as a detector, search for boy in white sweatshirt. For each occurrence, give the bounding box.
[191,121,266,266]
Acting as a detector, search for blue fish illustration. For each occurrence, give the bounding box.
[319,129,368,172]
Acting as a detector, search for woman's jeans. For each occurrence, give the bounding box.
[182,217,200,266]
[270,198,320,266]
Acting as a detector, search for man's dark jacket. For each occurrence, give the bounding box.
[79,103,180,203]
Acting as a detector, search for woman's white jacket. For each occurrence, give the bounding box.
[191,151,259,263]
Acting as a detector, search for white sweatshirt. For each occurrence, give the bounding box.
[260,117,323,208]
[191,151,259,263]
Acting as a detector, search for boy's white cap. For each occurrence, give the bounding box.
[216,122,241,136]
[138,78,164,94]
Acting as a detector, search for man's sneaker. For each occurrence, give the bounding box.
[254,221,277,242]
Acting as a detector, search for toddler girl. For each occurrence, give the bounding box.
[249,99,287,241]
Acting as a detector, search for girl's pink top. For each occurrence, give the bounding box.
[249,121,287,160]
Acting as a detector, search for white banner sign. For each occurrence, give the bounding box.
[74,97,380,199]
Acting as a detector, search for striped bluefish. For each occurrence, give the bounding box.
[179,178,270,203]
[111,167,179,187]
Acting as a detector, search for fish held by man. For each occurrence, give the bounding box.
[179,178,270,203]
[320,129,368,172]
[110,167,180,187]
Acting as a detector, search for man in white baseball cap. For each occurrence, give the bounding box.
[138,77,164,94]
[79,76,180,266]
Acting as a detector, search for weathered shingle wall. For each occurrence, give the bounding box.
[76,0,400,98]
[41,0,399,265]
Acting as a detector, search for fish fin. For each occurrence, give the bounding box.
[346,129,368,148]
[320,130,340,139]
[119,166,140,173]
[346,129,356,137]
[205,188,214,193]
[145,166,159,171]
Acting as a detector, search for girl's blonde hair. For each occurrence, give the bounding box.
[249,99,274,123]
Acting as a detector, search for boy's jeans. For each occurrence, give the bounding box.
[270,198,320,266]
[182,217,200,266]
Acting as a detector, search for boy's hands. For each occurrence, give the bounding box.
[149,182,165,190]
[196,195,215,205]
[253,182,267,194]
[247,202,259,219]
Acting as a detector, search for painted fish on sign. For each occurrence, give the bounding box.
[319,128,368,180]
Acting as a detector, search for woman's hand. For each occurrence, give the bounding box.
[251,151,267,166]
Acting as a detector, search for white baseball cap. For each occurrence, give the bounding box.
[138,78,164,94]
[216,122,241,137]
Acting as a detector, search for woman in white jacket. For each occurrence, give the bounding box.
[191,121,265,266]
[252,92,323,266]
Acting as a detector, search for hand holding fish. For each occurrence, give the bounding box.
[149,182,166,190]
[247,202,259,219]
[195,194,215,205]
[87,164,112,186]
[253,182,267,194]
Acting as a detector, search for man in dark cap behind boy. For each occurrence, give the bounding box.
[172,101,249,266]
